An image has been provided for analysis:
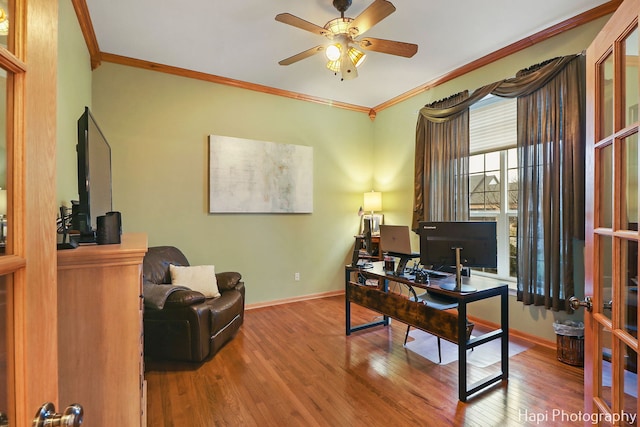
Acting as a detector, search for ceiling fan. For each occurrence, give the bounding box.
[275,0,418,80]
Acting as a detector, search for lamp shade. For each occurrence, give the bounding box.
[363,191,382,212]
[347,47,366,67]
[325,44,341,61]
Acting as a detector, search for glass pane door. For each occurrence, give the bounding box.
[586,0,640,420]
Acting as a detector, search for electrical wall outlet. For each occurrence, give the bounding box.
[294,272,300,281]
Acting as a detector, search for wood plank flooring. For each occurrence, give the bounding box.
[145,295,584,426]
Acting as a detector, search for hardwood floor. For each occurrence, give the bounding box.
[145,295,584,426]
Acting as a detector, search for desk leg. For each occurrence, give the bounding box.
[345,269,391,335]
[382,278,390,326]
[501,288,509,379]
[345,269,352,335]
[458,301,468,402]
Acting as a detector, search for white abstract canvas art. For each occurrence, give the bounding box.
[209,135,313,213]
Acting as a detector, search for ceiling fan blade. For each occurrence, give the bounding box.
[275,13,329,37]
[358,37,418,58]
[348,0,396,37]
[278,46,325,66]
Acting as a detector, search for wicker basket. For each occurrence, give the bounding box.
[556,334,584,366]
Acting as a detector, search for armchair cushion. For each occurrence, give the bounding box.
[170,264,220,298]
[164,289,207,307]
[143,283,192,310]
[216,271,242,291]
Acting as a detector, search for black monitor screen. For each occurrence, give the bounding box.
[419,221,497,269]
[363,217,372,254]
[74,107,112,241]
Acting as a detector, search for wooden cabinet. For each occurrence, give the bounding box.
[57,233,148,426]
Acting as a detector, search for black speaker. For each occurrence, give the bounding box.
[96,211,122,245]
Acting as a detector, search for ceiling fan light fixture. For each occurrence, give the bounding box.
[325,17,352,35]
[325,44,342,61]
[347,47,366,67]
[326,45,365,76]
[326,59,340,73]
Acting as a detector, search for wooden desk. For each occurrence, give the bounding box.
[345,261,509,402]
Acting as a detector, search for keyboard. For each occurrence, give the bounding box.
[424,270,450,279]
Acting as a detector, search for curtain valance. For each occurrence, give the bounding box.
[418,54,581,122]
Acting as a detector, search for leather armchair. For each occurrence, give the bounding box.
[142,246,245,362]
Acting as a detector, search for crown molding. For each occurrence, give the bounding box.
[372,0,623,113]
[98,52,372,115]
[70,0,101,69]
[74,0,622,119]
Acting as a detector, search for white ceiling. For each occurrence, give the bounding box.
[84,0,611,108]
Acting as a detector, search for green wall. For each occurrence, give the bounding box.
[91,64,374,304]
[57,0,92,207]
[57,4,612,341]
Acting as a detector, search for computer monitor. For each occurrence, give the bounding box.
[419,221,497,292]
[363,217,372,254]
[351,218,374,267]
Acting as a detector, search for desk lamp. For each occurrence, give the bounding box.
[363,190,382,215]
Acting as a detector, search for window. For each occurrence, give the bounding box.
[469,96,518,282]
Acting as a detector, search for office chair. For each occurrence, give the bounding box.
[404,289,459,363]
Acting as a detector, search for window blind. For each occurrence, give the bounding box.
[469,96,517,155]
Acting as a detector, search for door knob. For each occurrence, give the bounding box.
[0,411,8,427]
[569,296,593,312]
[33,402,83,427]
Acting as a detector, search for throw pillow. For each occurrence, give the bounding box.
[169,264,220,298]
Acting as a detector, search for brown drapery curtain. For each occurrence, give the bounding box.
[412,54,585,311]
[515,56,585,311]
[412,91,470,230]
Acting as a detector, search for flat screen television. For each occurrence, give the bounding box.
[72,107,113,243]
[419,221,497,292]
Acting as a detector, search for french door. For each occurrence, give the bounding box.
[0,0,62,425]
[585,0,639,423]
